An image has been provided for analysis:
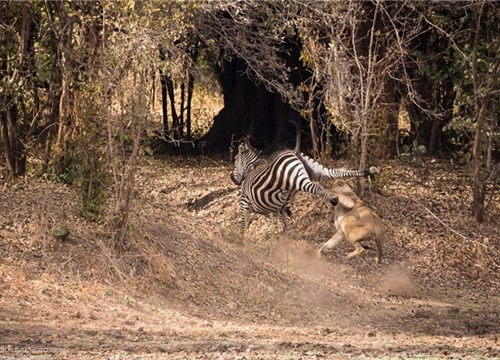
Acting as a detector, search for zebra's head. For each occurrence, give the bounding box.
[230,138,260,186]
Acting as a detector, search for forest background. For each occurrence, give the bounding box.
[1,1,498,228]
[1,1,499,358]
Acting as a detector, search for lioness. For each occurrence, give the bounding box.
[319,181,384,263]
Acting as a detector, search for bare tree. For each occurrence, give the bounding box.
[291,1,420,191]
[415,0,499,221]
[470,1,500,222]
[196,1,303,107]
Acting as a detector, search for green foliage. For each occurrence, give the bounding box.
[42,150,77,185]
[122,295,134,307]
[442,115,476,150]
[79,171,107,222]
[53,225,70,240]
[401,143,427,156]
[43,146,108,221]
[75,142,108,222]
[400,142,427,165]
[2,0,499,225]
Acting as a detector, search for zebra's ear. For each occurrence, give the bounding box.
[240,137,252,150]
[230,134,237,148]
[230,136,241,161]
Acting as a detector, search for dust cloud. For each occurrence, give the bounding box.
[376,263,420,297]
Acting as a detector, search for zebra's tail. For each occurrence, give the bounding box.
[288,111,302,155]
[364,166,380,177]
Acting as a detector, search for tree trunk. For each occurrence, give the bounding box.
[186,72,194,141]
[404,27,457,156]
[158,47,169,137]
[179,81,185,139]
[43,4,63,171]
[471,1,487,223]
[0,99,26,177]
[53,4,75,170]
[472,99,488,222]
[199,57,296,153]
[185,40,198,141]
[383,77,400,159]
[166,78,179,140]
[0,2,33,177]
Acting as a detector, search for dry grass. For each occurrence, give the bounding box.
[0,155,499,358]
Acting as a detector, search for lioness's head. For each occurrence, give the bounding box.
[331,181,357,209]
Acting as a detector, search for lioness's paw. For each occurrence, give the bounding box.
[317,246,328,257]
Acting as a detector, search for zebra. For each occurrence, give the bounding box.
[230,137,380,237]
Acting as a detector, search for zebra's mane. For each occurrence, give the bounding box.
[234,137,304,173]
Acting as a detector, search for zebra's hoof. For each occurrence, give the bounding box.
[330,196,339,206]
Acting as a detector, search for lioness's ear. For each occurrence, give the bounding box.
[338,194,355,209]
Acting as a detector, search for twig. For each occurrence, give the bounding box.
[201,156,224,167]
[395,194,488,250]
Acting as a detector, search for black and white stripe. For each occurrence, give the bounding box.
[230,138,379,237]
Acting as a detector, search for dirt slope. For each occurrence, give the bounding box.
[0,156,499,359]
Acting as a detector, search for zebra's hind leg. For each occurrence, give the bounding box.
[247,213,259,227]
[265,213,276,235]
[280,206,292,233]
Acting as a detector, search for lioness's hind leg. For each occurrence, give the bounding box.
[347,242,365,259]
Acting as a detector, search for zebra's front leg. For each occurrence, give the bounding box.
[239,203,250,239]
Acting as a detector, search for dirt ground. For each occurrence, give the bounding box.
[0,155,499,359]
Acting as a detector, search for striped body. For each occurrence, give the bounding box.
[231,139,379,237]
[241,150,333,215]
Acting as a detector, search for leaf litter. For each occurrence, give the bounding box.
[0,156,499,359]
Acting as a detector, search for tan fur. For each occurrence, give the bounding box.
[319,181,384,263]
